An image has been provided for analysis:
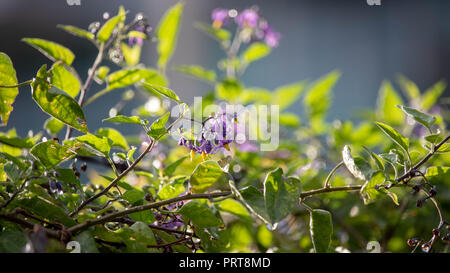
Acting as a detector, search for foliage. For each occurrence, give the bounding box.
[0,4,449,254]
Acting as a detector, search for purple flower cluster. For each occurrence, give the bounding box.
[211,7,281,48]
[178,111,236,160]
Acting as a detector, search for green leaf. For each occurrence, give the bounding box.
[103,115,145,125]
[158,176,186,200]
[32,65,88,133]
[425,166,450,184]
[189,160,229,194]
[57,24,95,40]
[397,75,420,100]
[273,81,305,110]
[215,199,251,222]
[120,43,141,66]
[0,230,27,253]
[215,78,243,102]
[304,70,341,120]
[164,156,188,177]
[376,81,404,125]
[147,112,170,139]
[73,231,99,253]
[130,222,156,245]
[279,113,301,127]
[0,133,36,149]
[264,168,302,224]
[397,105,436,130]
[0,52,19,126]
[362,146,384,171]
[122,189,145,204]
[421,80,446,110]
[14,196,76,226]
[309,209,333,253]
[178,200,223,228]
[375,122,409,154]
[239,186,271,224]
[360,171,398,205]
[107,68,159,90]
[49,62,80,98]
[174,65,216,83]
[342,145,372,181]
[97,13,125,43]
[44,117,65,136]
[241,42,271,64]
[129,209,156,224]
[141,82,180,102]
[96,127,129,151]
[75,134,112,157]
[157,2,184,69]
[194,22,231,42]
[22,38,75,65]
[30,140,75,169]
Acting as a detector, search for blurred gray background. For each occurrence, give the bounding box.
[1,0,450,136]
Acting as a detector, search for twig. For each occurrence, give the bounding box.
[69,139,156,217]
[67,191,232,235]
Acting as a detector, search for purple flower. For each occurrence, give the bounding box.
[264,28,281,48]
[235,9,259,28]
[128,25,152,47]
[178,108,238,159]
[211,8,229,28]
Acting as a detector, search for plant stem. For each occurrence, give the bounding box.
[67,191,232,235]
[0,80,33,88]
[324,161,344,188]
[65,43,105,140]
[69,138,156,217]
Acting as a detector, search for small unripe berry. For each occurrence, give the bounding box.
[421,243,431,253]
[80,162,87,172]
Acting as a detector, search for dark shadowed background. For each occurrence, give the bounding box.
[1,0,450,136]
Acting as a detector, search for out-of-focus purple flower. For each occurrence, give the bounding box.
[128,24,152,47]
[49,180,63,195]
[235,9,259,28]
[264,28,281,48]
[211,8,229,29]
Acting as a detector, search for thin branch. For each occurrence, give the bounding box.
[324,161,344,188]
[397,135,450,182]
[67,191,232,235]
[69,139,156,217]
[0,80,33,88]
[65,43,105,140]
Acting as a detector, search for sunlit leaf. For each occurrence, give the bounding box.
[57,24,95,41]
[342,145,372,181]
[273,81,305,110]
[75,134,112,157]
[421,80,446,110]
[189,160,229,194]
[309,209,333,253]
[194,22,231,42]
[178,200,223,228]
[397,105,436,130]
[157,2,184,69]
[22,38,75,65]
[147,112,170,139]
[141,82,180,102]
[97,13,125,43]
[103,115,146,125]
[376,81,404,125]
[304,70,341,120]
[50,62,80,98]
[96,127,129,151]
[0,52,19,126]
[241,42,270,64]
[375,122,409,154]
[30,140,75,169]
[264,168,302,224]
[32,65,88,133]
[174,65,216,83]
